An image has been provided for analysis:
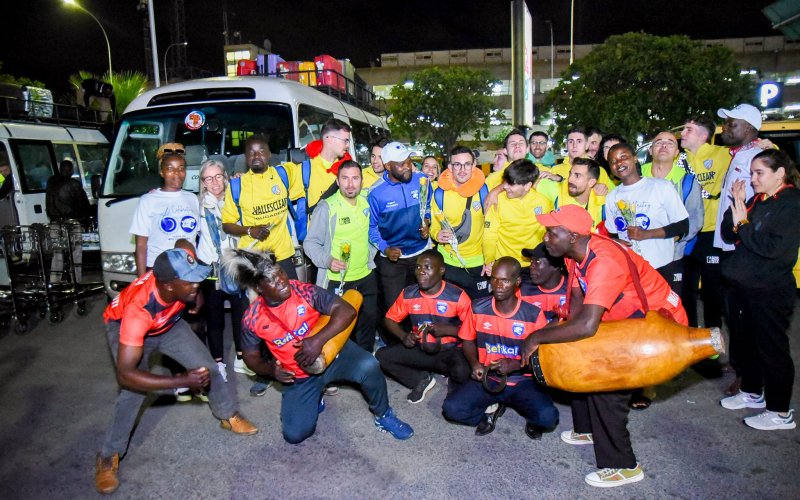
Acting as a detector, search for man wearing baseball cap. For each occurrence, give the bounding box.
[519,205,687,488]
[368,141,432,345]
[95,242,257,494]
[713,104,763,253]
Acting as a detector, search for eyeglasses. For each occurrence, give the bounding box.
[529,140,548,146]
[162,147,185,155]
[450,162,473,171]
[202,174,224,183]
[328,135,351,146]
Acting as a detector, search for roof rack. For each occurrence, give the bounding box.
[0,95,108,128]
[263,69,387,116]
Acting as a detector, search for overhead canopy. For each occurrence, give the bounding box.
[763,0,800,40]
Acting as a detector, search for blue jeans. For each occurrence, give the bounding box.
[280,340,389,444]
[101,320,238,457]
[442,377,558,429]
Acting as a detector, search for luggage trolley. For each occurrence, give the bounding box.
[0,220,104,334]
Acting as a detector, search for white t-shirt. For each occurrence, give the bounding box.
[130,189,200,267]
[605,177,689,270]
[713,144,762,251]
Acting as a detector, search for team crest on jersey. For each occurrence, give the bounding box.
[411,190,419,200]
[703,159,713,170]
[534,207,543,215]
[436,301,448,314]
[297,305,306,316]
[472,201,481,211]
[363,208,369,216]
[512,322,525,337]
[559,296,567,306]
[272,184,281,195]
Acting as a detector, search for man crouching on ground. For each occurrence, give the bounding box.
[225,249,414,443]
[95,241,257,495]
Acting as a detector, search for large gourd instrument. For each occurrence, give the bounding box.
[303,289,363,374]
[529,311,724,392]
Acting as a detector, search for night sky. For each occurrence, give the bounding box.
[5,0,780,96]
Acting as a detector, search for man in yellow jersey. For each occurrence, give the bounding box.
[483,159,553,277]
[486,129,531,189]
[552,127,614,193]
[537,157,607,231]
[221,135,304,278]
[304,160,377,352]
[526,131,556,171]
[586,127,604,159]
[362,137,388,193]
[430,146,491,299]
[295,118,352,211]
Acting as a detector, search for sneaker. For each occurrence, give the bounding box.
[324,385,339,396]
[744,409,796,430]
[197,391,209,403]
[217,361,228,383]
[407,374,436,404]
[374,407,414,440]
[219,412,258,435]
[475,404,506,436]
[720,391,766,410]
[250,380,272,397]
[175,387,192,403]
[560,430,594,445]
[94,453,119,494]
[585,464,644,488]
[234,357,255,376]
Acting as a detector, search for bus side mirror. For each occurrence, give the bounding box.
[91,174,102,199]
[288,147,307,164]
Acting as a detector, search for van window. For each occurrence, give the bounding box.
[77,144,109,183]
[349,120,372,167]
[105,103,292,196]
[53,143,78,179]
[298,105,334,148]
[11,140,56,193]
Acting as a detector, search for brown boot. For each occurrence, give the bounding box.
[220,412,258,435]
[95,453,119,494]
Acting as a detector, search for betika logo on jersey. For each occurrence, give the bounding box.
[512,322,525,337]
[436,301,448,314]
[297,305,306,316]
[484,342,519,356]
[272,321,311,347]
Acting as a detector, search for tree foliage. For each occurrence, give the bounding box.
[388,66,500,155]
[543,33,755,144]
[0,62,45,88]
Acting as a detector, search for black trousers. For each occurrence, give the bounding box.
[682,232,723,328]
[443,263,490,300]
[375,254,419,344]
[375,343,470,389]
[727,283,796,412]
[326,271,378,353]
[276,256,298,280]
[570,391,637,469]
[198,279,247,360]
[657,259,684,296]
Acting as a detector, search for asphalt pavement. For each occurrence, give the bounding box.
[0,295,798,499]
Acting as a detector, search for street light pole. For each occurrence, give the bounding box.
[545,20,554,82]
[569,0,575,65]
[163,42,188,85]
[63,0,112,83]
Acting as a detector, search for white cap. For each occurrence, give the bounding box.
[717,104,762,131]
[381,141,411,164]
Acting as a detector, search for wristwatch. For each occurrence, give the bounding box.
[732,219,749,234]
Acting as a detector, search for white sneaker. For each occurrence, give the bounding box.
[585,464,644,488]
[560,430,594,445]
[486,403,499,414]
[174,387,191,402]
[720,391,766,410]
[217,361,228,383]
[744,409,796,430]
[233,357,255,376]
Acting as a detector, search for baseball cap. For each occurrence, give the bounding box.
[717,104,762,131]
[521,242,565,268]
[535,205,593,235]
[152,248,211,283]
[381,141,412,164]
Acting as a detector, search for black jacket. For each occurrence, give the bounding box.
[721,186,800,289]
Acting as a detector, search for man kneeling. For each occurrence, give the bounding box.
[442,257,558,438]
[230,250,414,443]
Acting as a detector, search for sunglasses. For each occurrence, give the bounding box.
[162,147,185,155]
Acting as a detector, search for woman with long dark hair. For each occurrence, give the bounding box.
[720,149,800,430]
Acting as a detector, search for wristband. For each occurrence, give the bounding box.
[247,227,252,238]
[732,219,749,234]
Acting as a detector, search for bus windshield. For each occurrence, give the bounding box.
[103,102,293,196]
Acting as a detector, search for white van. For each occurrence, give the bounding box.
[99,76,388,296]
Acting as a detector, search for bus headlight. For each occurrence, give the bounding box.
[102,253,137,274]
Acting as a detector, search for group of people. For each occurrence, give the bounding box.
[95,107,800,494]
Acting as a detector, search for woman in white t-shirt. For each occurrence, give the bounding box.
[130,144,200,276]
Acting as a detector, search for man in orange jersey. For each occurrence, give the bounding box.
[442,257,558,439]
[521,205,687,488]
[95,244,257,495]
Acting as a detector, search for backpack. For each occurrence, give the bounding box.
[681,172,698,256]
[433,185,489,215]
